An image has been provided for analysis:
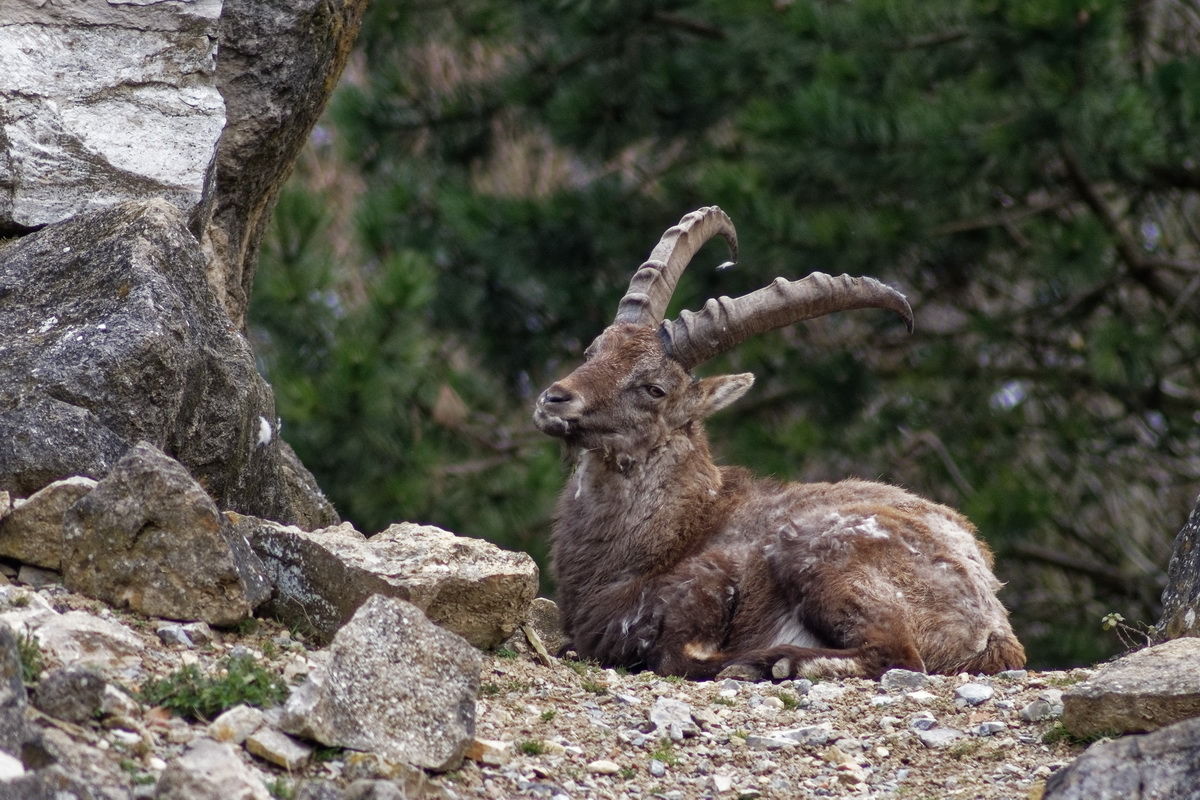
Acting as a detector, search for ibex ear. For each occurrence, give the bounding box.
[693,373,755,418]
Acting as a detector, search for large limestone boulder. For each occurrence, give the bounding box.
[246,518,538,647]
[1062,637,1200,738]
[62,442,272,627]
[1043,716,1200,799]
[0,477,96,570]
[206,0,369,327]
[1157,493,1200,640]
[0,0,225,233]
[280,595,481,772]
[0,200,336,528]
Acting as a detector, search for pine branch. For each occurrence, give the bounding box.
[1059,141,1178,303]
[890,27,970,51]
[649,11,726,40]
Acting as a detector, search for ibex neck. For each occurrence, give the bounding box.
[552,431,724,584]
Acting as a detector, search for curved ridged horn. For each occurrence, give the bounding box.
[660,272,914,371]
[613,206,738,326]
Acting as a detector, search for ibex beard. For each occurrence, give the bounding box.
[534,207,1025,681]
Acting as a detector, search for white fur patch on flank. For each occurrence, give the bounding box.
[771,616,822,650]
[821,512,889,540]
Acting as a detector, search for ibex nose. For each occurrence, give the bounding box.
[539,382,577,407]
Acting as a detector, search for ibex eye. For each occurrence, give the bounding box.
[645,385,666,399]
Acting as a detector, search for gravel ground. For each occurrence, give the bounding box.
[453,650,1088,800]
[14,579,1092,799]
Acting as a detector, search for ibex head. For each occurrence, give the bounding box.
[533,207,913,463]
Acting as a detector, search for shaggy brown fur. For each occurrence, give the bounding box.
[534,324,1025,680]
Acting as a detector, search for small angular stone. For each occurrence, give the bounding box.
[880,669,930,693]
[955,683,995,707]
[588,759,621,774]
[916,727,966,748]
[465,737,513,766]
[245,728,313,770]
[208,705,265,745]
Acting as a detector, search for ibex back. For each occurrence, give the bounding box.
[534,207,1025,680]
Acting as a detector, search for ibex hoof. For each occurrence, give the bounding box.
[716,663,764,681]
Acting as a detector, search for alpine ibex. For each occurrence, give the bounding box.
[533,207,1025,681]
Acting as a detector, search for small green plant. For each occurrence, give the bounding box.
[1101,612,1153,651]
[497,647,519,659]
[16,631,43,684]
[649,738,679,766]
[118,759,157,787]
[712,696,735,706]
[540,709,557,722]
[661,674,686,685]
[565,658,600,677]
[580,679,608,695]
[731,728,749,742]
[776,691,800,710]
[10,594,30,608]
[620,767,636,780]
[948,739,983,760]
[232,617,260,636]
[260,639,278,659]
[519,739,547,755]
[480,682,501,696]
[264,777,295,799]
[1043,721,1118,747]
[139,654,288,722]
[314,746,344,763]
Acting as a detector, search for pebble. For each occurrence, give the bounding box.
[916,727,966,749]
[955,683,995,707]
[649,759,666,777]
[880,668,930,693]
[588,760,621,775]
[974,721,1008,737]
[908,712,937,731]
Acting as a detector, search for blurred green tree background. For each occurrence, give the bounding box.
[249,0,1200,667]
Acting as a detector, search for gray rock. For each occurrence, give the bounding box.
[341,781,407,800]
[880,668,930,693]
[154,739,271,800]
[208,705,265,745]
[245,727,313,770]
[0,623,28,758]
[1063,638,1200,737]
[954,682,995,707]
[155,624,194,648]
[0,764,100,800]
[248,518,537,647]
[32,664,106,725]
[20,726,131,800]
[0,200,337,528]
[650,697,697,740]
[526,597,566,656]
[1044,715,1200,799]
[973,721,1008,736]
[1157,494,1200,640]
[33,611,145,673]
[0,477,96,569]
[205,0,368,328]
[62,442,270,627]
[0,0,224,232]
[1020,690,1065,722]
[915,726,966,748]
[908,712,937,731]
[280,595,481,771]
